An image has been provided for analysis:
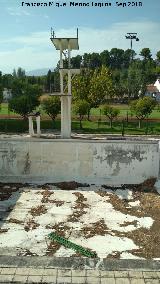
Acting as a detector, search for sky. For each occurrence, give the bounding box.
[0,0,160,74]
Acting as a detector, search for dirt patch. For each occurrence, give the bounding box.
[24,219,40,232]
[107,251,121,259]
[46,222,71,237]
[37,184,52,190]
[107,191,160,259]
[29,205,47,217]
[67,210,87,222]
[102,178,157,194]
[40,190,64,206]
[42,198,64,207]
[120,220,139,227]
[0,184,21,201]
[0,228,9,233]
[67,192,89,222]
[48,200,64,206]
[54,181,89,191]
[45,222,71,255]
[46,241,61,256]
[8,218,23,225]
[133,178,158,194]
[41,190,53,203]
[36,181,82,191]
[80,219,110,239]
[126,227,160,258]
[127,192,160,258]
[96,191,145,218]
[72,192,89,210]
[18,249,37,256]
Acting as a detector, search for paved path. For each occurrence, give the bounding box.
[0,267,160,284]
[0,257,159,283]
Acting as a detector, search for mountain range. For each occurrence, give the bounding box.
[26,68,54,76]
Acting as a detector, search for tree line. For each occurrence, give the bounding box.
[0,47,160,126]
[0,47,160,95]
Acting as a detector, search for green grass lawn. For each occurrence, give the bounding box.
[1,103,160,119]
[0,118,160,135]
[1,102,160,135]
[0,103,16,115]
[91,105,160,119]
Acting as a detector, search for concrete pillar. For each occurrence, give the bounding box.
[60,41,71,138]
[28,116,34,136]
[36,116,41,137]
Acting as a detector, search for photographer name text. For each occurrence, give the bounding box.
[21,1,143,8]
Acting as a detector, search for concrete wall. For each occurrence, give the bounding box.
[0,138,159,185]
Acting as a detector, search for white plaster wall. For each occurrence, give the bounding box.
[154,79,160,92]
[0,139,159,185]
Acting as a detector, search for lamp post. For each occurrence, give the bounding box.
[125,33,139,60]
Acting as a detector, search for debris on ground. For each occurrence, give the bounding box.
[0,180,159,259]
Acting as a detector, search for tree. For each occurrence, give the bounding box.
[100,50,110,67]
[46,69,52,92]
[41,96,61,121]
[109,48,124,69]
[72,66,114,120]
[127,62,144,99]
[0,71,3,107]
[17,67,25,78]
[12,69,17,78]
[12,67,25,79]
[88,66,114,107]
[52,71,60,92]
[9,95,39,119]
[0,85,3,107]
[156,51,160,64]
[72,68,93,120]
[11,81,42,98]
[123,49,136,68]
[11,79,24,97]
[2,74,13,89]
[24,84,42,98]
[130,97,156,128]
[112,69,128,102]
[71,55,82,68]
[140,48,152,61]
[73,100,90,129]
[103,105,120,128]
[89,53,101,68]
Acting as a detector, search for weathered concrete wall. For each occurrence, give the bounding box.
[0,139,159,184]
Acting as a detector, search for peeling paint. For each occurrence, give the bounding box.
[23,152,31,174]
[0,144,17,175]
[0,140,159,184]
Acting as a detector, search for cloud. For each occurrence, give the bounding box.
[7,7,31,16]
[0,47,58,73]
[0,19,160,73]
[1,31,51,46]
[44,15,49,19]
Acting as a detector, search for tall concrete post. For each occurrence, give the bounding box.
[36,116,41,137]
[29,116,34,136]
[60,42,71,138]
[50,29,79,139]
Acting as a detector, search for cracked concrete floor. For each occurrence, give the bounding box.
[0,182,160,259]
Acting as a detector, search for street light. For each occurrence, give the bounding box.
[125,32,139,50]
[125,33,139,61]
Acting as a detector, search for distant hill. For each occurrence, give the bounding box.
[26,68,54,76]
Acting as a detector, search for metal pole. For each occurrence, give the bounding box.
[131,38,133,50]
[60,43,63,93]
[68,41,71,95]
